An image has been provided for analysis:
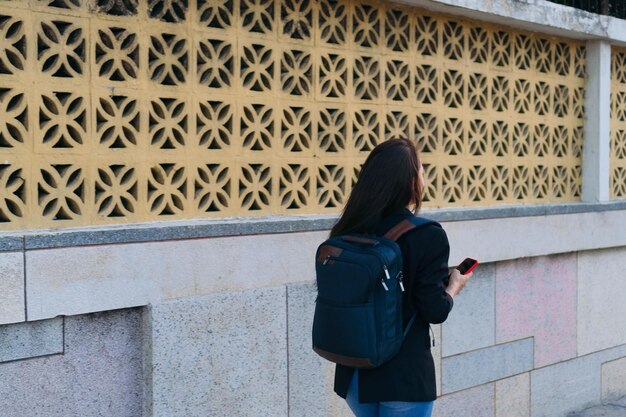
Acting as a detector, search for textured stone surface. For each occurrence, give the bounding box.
[609,396,626,408]
[578,247,626,355]
[0,317,63,363]
[0,236,23,252]
[442,262,495,357]
[441,338,533,394]
[23,216,337,249]
[602,357,626,401]
[568,396,626,416]
[287,282,353,417]
[403,0,626,42]
[26,231,323,320]
[496,253,577,367]
[432,323,442,396]
[496,373,530,417]
[0,251,25,324]
[445,209,626,264]
[432,383,495,417]
[569,402,626,417]
[531,345,626,417]
[19,209,626,322]
[531,356,597,417]
[0,308,144,417]
[148,287,288,417]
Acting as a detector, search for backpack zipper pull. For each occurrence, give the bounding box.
[397,271,405,292]
[381,279,389,291]
[323,255,330,265]
[383,265,390,280]
[429,325,436,347]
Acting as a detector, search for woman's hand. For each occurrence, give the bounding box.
[445,268,472,298]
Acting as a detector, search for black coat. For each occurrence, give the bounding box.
[333,209,454,403]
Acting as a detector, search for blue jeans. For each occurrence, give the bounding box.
[345,371,434,417]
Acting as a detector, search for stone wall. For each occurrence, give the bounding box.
[0,308,145,417]
[1,0,626,415]
[2,238,625,417]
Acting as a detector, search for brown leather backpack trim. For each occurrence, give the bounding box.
[383,219,417,241]
[341,235,378,245]
[313,346,375,368]
[317,245,343,263]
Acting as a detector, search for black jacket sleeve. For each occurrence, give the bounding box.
[402,223,454,324]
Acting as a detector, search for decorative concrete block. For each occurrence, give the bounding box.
[602,357,626,401]
[442,263,495,357]
[0,317,63,363]
[0,308,144,417]
[287,282,353,417]
[578,247,626,355]
[26,231,324,321]
[148,287,288,417]
[441,338,533,394]
[0,251,25,324]
[496,372,530,417]
[433,383,495,417]
[496,253,577,367]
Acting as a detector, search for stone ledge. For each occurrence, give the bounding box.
[0,236,24,252]
[0,309,144,417]
[2,201,626,251]
[0,317,63,363]
[531,344,626,417]
[397,0,626,45]
[441,337,534,394]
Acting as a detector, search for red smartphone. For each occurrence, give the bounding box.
[456,258,479,275]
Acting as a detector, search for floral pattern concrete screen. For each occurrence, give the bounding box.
[0,0,585,230]
[612,47,626,199]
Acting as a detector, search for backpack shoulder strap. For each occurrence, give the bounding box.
[383,216,439,242]
[383,216,440,339]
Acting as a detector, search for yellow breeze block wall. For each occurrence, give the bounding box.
[0,0,585,230]
[611,47,626,199]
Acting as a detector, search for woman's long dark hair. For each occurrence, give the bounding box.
[330,138,422,237]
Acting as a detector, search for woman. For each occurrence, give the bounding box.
[330,138,471,417]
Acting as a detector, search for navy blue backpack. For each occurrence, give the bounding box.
[312,217,438,368]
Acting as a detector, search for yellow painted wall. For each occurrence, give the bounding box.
[0,0,585,230]
[612,47,626,199]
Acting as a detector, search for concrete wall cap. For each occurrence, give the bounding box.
[2,201,626,251]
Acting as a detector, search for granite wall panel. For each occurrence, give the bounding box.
[578,247,626,355]
[0,251,25,324]
[0,308,144,417]
[496,254,577,367]
[442,263,495,357]
[148,287,288,417]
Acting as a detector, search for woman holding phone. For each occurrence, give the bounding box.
[329,138,472,417]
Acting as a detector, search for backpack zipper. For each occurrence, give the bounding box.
[429,325,436,347]
[322,255,388,291]
[397,271,405,292]
[321,240,399,292]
